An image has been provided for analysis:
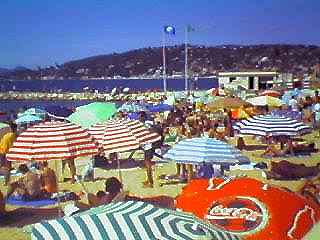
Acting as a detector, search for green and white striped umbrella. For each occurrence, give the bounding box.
[31,201,241,240]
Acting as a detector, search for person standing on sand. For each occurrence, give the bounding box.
[62,157,77,184]
[0,122,17,185]
[143,143,155,188]
[39,161,58,195]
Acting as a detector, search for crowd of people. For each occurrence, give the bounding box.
[1,89,320,222]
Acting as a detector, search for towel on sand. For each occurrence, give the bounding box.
[6,195,57,207]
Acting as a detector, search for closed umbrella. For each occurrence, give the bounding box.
[67,102,116,129]
[31,200,241,240]
[164,137,250,165]
[175,177,320,240]
[234,115,311,137]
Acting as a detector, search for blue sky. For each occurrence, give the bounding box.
[0,0,319,68]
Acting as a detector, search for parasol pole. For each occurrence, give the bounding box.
[117,154,123,183]
[184,25,188,93]
[162,29,167,92]
[54,160,62,217]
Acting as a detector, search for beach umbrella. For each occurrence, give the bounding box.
[259,90,281,98]
[117,103,148,113]
[67,102,116,129]
[164,137,250,165]
[163,95,176,105]
[89,119,160,180]
[7,121,99,217]
[271,109,302,121]
[75,102,116,113]
[234,115,311,137]
[247,96,283,107]
[148,103,173,112]
[208,97,252,112]
[18,108,47,119]
[7,121,98,162]
[175,177,320,240]
[31,200,240,240]
[122,87,130,93]
[92,119,161,153]
[174,91,188,100]
[15,114,43,124]
[281,89,303,104]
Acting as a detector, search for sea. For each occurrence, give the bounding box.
[0,77,218,93]
[0,77,218,119]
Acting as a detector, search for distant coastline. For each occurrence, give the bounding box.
[1,44,319,81]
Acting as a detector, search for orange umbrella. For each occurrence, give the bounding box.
[175,177,320,240]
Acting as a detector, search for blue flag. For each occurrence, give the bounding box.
[164,26,175,35]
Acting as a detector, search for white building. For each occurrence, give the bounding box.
[217,71,312,90]
[218,71,280,90]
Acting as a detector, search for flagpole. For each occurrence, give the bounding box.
[162,29,167,92]
[184,26,188,93]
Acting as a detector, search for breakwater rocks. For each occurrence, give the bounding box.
[0,91,168,102]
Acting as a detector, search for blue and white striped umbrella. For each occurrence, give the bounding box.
[233,115,311,137]
[164,138,249,165]
[31,201,241,240]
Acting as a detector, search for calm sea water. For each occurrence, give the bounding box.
[0,77,218,119]
[0,77,217,92]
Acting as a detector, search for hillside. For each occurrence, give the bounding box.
[1,44,320,80]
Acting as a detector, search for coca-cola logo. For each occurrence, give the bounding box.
[205,196,268,235]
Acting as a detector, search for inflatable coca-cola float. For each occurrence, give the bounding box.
[175,177,320,240]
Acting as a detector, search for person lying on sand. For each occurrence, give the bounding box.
[6,164,43,200]
[261,144,288,158]
[71,177,175,216]
[264,160,320,180]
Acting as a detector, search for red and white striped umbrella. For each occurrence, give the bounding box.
[259,90,281,97]
[89,119,161,154]
[7,121,99,162]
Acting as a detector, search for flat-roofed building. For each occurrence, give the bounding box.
[218,71,280,90]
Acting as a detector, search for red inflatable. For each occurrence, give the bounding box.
[175,177,320,240]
